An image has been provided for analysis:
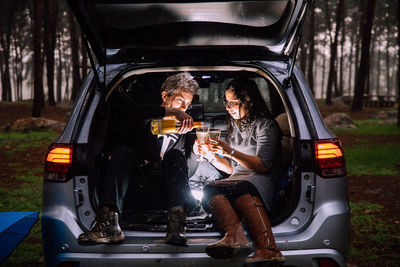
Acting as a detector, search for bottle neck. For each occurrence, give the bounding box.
[175,121,203,128]
[193,122,204,128]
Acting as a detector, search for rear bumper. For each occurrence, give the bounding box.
[42,201,349,267]
[42,180,349,267]
[49,249,346,267]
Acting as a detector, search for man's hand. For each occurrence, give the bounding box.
[165,107,194,134]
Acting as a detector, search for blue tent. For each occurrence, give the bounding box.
[0,211,39,264]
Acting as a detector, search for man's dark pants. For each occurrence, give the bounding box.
[98,145,196,213]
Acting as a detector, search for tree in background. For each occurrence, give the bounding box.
[11,3,30,102]
[43,0,59,106]
[338,0,346,98]
[55,0,72,102]
[325,0,345,105]
[32,0,44,117]
[306,0,316,95]
[0,0,399,111]
[0,0,20,101]
[352,0,377,111]
[397,0,400,128]
[68,7,81,102]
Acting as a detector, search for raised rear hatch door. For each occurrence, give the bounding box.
[68,0,309,64]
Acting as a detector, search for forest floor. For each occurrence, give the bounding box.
[0,101,399,266]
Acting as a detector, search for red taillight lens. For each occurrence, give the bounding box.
[315,139,346,178]
[45,145,72,182]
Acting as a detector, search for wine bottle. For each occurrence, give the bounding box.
[151,118,203,135]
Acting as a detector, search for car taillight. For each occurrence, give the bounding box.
[44,145,73,182]
[315,139,346,178]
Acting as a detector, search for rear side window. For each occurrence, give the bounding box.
[195,73,278,116]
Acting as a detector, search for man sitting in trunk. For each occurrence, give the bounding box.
[78,72,199,247]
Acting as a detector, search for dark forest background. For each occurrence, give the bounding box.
[0,0,399,125]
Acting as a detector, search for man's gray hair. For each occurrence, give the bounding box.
[161,72,199,95]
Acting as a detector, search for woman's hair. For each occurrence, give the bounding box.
[225,78,271,140]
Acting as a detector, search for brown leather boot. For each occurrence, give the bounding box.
[234,194,285,266]
[205,194,252,259]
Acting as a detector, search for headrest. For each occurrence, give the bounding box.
[275,113,290,136]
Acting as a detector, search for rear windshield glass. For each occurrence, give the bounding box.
[94,1,289,30]
[111,71,284,117]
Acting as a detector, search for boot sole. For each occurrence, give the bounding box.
[206,245,253,259]
[78,234,125,245]
[206,246,235,259]
[107,235,125,244]
[165,234,188,247]
[165,239,188,247]
[235,245,254,258]
[244,258,285,267]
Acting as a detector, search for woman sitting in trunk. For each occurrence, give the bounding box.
[194,78,285,266]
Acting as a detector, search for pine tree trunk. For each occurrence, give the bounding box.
[65,55,70,100]
[321,37,327,99]
[313,57,317,96]
[44,0,58,106]
[32,0,44,117]
[56,32,62,103]
[326,0,345,105]
[12,38,18,101]
[334,62,339,97]
[367,29,378,98]
[397,0,400,128]
[1,20,13,101]
[0,36,3,93]
[16,36,23,101]
[348,29,355,95]
[376,37,381,98]
[386,35,391,97]
[339,5,346,97]
[352,0,376,111]
[68,9,81,102]
[353,0,366,98]
[306,1,315,95]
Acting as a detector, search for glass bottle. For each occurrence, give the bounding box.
[151,118,203,135]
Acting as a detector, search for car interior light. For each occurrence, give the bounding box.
[191,189,204,202]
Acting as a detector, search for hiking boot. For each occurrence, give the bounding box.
[165,207,188,247]
[78,206,124,244]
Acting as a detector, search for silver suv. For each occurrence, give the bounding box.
[42,1,349,266]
